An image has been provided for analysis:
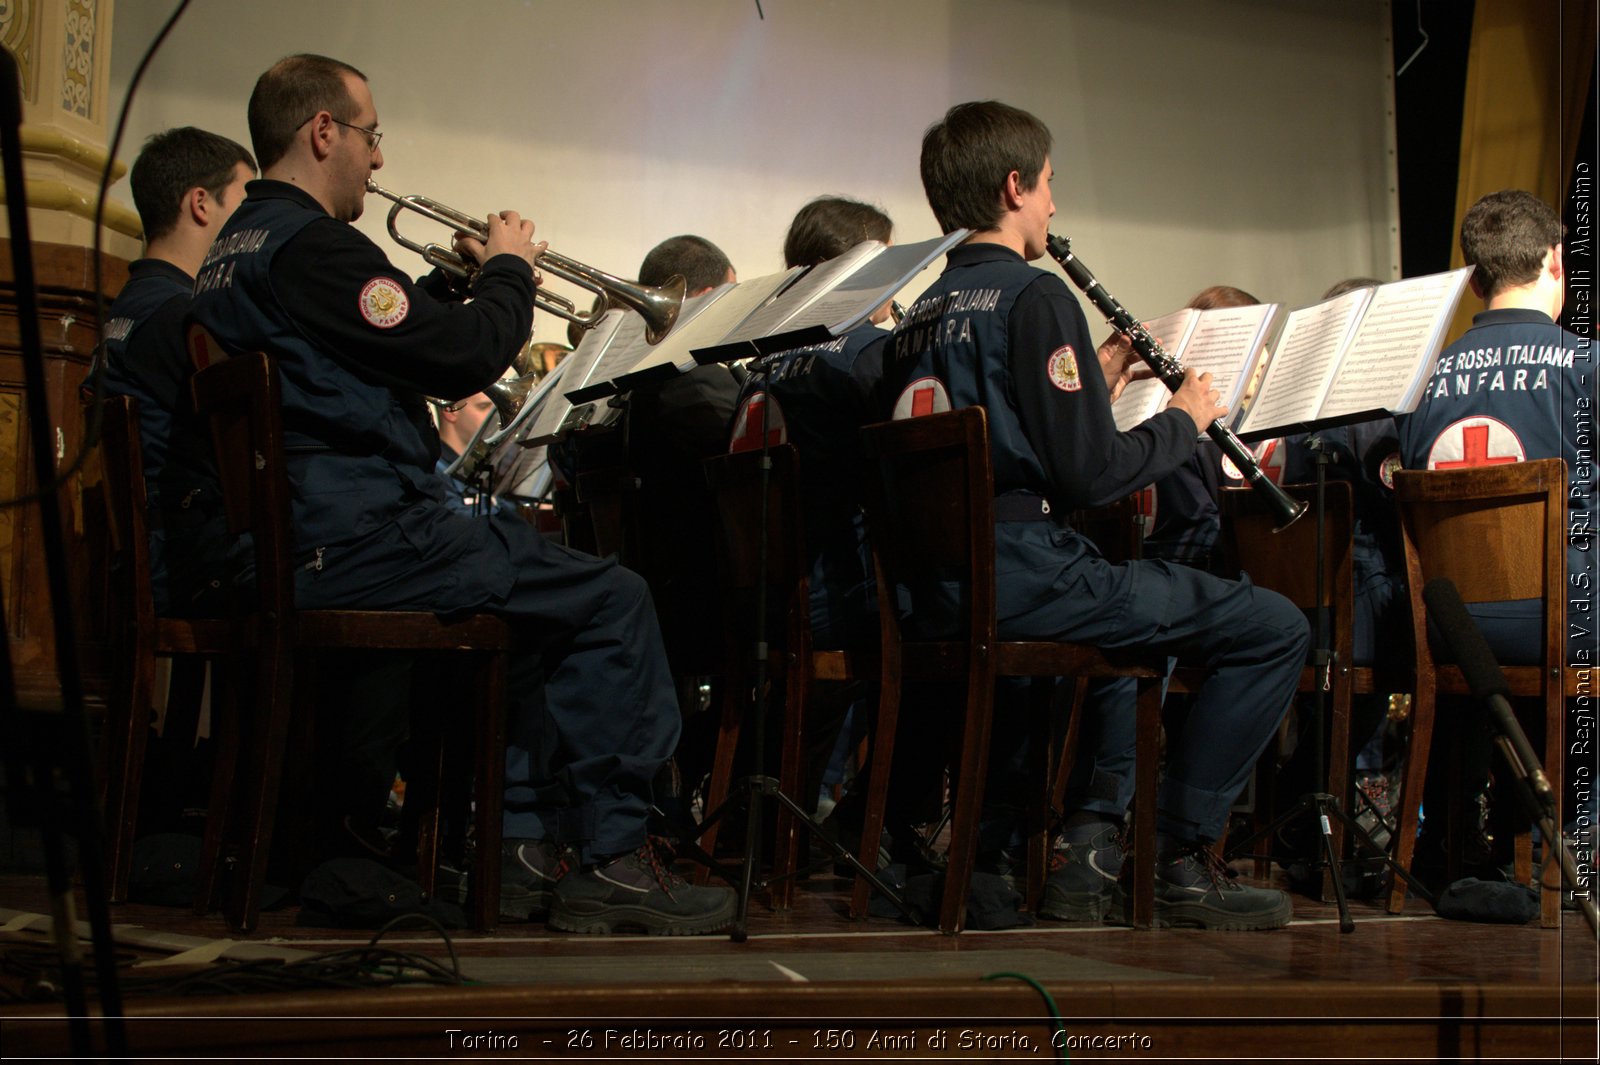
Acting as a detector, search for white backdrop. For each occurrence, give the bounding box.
[109,0,1397,343]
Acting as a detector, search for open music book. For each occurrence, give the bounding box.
[1236,266,1474,440]
[1109,302,1280,435]
[520,309,630,446]
[559,231,969,410]
[692,231,969,364]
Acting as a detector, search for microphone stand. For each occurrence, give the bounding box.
[1225,436,1433,930]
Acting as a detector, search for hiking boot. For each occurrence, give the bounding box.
[1039,826,1124,922]
[438,838,569,921]
[548,841,736,935]
[1114,843,1293,930]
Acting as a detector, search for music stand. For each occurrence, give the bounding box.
[1223,428,1434,931]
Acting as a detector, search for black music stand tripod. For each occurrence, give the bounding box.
[636,334,915,940]
[1223,435,1434,932]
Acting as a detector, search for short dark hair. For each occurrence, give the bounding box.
[638,235,733,293]
[783,197,893,268]
[1459,190,1565,298]
[247,53,367,170]
[1187,285,1260,310]
[920,101,1052,234]
[129,127,256,241]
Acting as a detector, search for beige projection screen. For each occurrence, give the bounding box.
[109,0,1397,339]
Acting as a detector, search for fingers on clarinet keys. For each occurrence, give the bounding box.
[1172,368,1226,431]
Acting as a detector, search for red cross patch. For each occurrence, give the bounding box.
[728,392,787,453]
[893,377,952,420]
[1427,416,1525,469]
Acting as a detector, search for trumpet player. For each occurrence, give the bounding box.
[188,53,735,935]
[878,101,1307,930]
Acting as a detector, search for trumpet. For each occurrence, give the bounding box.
[365,180,685,344]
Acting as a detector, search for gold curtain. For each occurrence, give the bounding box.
[1446,0,1597,339]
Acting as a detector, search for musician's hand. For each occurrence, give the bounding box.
[478,211,543,273]
[1097,332,1156,401]
[1167,368,1227,432]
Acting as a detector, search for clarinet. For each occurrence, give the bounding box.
[1045,234,1307,531]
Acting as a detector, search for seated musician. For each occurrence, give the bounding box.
[1397,189,1592,883]
[101,127,256,614]
[433,391,508,515]
[186,53,734,934]
[879,100,1308,929]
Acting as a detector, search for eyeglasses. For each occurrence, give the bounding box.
[330,118,382,151]
[296,112,382,151]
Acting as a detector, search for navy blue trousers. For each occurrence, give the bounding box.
[297,502,680,864]
[991,522,1309,842]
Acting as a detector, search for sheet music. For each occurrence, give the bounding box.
[1180,303,1279,411]
[613,270,798,381]
[719,241,888,344]
[521,311,622,443]
[1238,288,1370,436]
[1317,267,1473,419]
[811,232,970,334]
[1110,376,1169,433]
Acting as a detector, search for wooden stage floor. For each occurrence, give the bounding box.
[1,866,1596,1062]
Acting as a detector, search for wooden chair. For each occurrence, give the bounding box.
[190,350,513,933]
[700,445,866,909]
[1388,458,1570,928]
[858,407,1168,933]
[1219,480,1380,891]
[97,394,240,903]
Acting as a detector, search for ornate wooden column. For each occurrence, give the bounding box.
[0,0,135,700]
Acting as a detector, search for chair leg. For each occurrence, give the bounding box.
[194,656,241,916]
[695,655,745,885]
[104,638,157,903]
[223,640,295,933]
[1130,677,1160,931]
[1023,680,1059,913]
[1388,680,1435,916]
[939,663,997,935]
[470,653,507,933]
[1048,677,1087,825]
[851,651,902,919]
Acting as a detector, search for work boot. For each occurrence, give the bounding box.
[439,838,568,921]
[1115,842,1293,930]
[549,841,736,935]
[1039,825,1124,922]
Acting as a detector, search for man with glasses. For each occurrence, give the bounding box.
[189,54,735,934]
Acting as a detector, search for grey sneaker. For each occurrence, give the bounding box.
[1114,844,1293,930]
[549,842,736,935]
[439,838,568,921]
[1039,826,1124,921]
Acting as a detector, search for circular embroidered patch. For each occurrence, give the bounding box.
[359,277,410,328]
[1377,451,1402,491]
[1047,345,1081,392]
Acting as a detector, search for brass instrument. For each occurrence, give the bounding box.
[365,180,685,344]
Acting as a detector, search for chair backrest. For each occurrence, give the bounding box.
[1220,480,1353,612]
[189,348,297,623]
[1069,493,1146,564]
[703,445,810,646]
[572,466,642,563]
[99,394,155,631]
[1393,458,1565,672]
[859,407,995,645]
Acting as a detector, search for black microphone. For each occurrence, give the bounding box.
[1421,577,1555,814]
[1422,578,1512,700]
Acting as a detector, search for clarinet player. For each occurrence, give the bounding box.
[879,100,1309,930]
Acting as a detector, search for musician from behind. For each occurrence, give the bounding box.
[878,100,1308,930]
[187,53,735,935]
